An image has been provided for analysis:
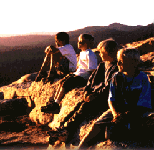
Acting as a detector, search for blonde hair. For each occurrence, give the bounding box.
[118,47,140,62]
[97,39,118,57]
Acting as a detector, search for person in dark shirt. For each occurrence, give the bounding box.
[109,48,152,126]
[84,38,119,106]
[62,39,119,146]
[78,48,152,148]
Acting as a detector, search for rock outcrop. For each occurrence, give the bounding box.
[125,37,154,55]
[0,37,154,149]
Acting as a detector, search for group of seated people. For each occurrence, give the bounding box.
[36,32,98,112]
[35,32,152,148]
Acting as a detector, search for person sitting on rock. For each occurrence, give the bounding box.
[108,47,152,131]
[78,48,152,148]
[56,39,119,146]
[83,38,119,109]
[41,34,98,113]
[35,32,77,83]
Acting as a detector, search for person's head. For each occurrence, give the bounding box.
[117,48,140,74]
[97,39,119,62]
[55,32,69,47]
[78,34,94,51]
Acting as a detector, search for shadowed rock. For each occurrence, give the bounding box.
[0,92,4,99]
[0,97,34,119]
[0,37,154,148]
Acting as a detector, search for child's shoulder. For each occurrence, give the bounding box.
[112,71,124,78]
[111,72,125,86]
[87,49,97,58]
[138,71,149,79]
[87,49,94,53]
[137,71,150,84]
[113,71,148,78]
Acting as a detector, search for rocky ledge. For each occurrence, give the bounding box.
[0,37,154,149]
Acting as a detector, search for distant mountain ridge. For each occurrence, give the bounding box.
[0,35,55,47]
[0,23,153,49]
[77,23,143,32]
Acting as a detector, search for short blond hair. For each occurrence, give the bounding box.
[97,39,118,57]
[118,47,140,62]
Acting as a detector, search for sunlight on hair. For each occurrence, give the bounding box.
[123,47,140,61]
[118,47,140,63]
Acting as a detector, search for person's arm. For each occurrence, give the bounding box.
[108,81,121,118]
[84,63,105,98]
[88,50,97,70]
[45,45,60,54]
[38,46,57,72]
[108,74,128,119]
[84,69,97,99]
[93,62,118,94]
[78,55,88,69]
[108,84,130,123]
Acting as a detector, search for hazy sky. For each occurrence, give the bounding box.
[0,0,153,36]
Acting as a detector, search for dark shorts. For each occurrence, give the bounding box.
[61,74,87,93]
[58,56,69,74]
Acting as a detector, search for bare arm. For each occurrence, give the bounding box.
[45,45,61,54]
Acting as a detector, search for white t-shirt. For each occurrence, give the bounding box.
[74,49,97,79]
[58,44,77,72]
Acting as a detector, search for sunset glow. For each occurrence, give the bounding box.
[0,0,153,37]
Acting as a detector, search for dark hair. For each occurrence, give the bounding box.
[98,39,118,55]
[56,32,69,44]
[82,34,94,42]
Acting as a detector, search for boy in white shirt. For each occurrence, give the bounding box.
[41,34,97,113]
[35,32,77,82]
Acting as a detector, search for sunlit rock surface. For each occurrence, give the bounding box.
[0,37,154,149]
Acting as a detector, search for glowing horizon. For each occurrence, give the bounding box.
[0,0,153,37]
[0,22,152,37]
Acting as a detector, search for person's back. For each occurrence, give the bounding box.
[56,44,77,73]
